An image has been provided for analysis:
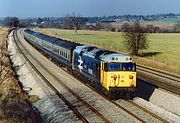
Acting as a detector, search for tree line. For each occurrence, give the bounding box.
[2,16,149,55]
[2,14,180,33]
[3,15,180,56]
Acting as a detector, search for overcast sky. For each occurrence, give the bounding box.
[0,0,180,17]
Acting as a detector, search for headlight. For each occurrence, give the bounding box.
[129,75,133,79]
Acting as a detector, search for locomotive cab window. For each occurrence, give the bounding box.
[122,63,136,71]
[104,63,122,71]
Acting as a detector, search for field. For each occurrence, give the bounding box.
[159,18,180,22]
[37,28,180,73]
[111,21,175,30]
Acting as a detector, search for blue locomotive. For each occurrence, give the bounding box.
[23,29,136,99]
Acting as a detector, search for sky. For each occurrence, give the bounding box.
[0,0,180,17]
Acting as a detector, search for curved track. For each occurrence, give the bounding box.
[137,64,180,82]
[13,29,110,123]
[14,29,169,123]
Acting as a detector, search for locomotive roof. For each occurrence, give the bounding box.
[74,46,133,63]
[99,53,133,63]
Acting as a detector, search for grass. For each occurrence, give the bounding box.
[38,29,127,51]
[159,18,180,22]
[37,28,180,73]
[28,95,40,103]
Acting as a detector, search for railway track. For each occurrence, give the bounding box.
[137,64,180,95]
[114,100,168,123]
[70,70,169,122]
[65,69,169,122]
[14,29,169,122]
[13,30,109,123]
[137,64,180,82]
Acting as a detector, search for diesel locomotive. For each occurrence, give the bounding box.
[23,29,136,99]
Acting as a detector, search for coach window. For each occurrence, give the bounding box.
[54,48,59,54]
[60,50,62,56]
[61,50,63,56]
[47,45,50,49]
[68,53,69,59]
[63,51,65,57]
[58,50,60,55]
[65,52,67,58]
[65,51,67,58]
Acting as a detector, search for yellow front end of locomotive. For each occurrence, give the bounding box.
[100,62,136,91]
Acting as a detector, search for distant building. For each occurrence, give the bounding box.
[85,25,97,30]
[32,22,37,26]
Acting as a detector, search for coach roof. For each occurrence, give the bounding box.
[53,39,79,50]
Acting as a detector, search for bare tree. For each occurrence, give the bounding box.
[122,21,148,55]
[63,13,85,34]
[62,14,74,29]
[3,17,20,28]
[71,12,83,34]
[66,12,85,34]
[121,23,131,32]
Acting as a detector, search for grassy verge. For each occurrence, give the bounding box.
[0,28,41,123]
[37,28,180,74]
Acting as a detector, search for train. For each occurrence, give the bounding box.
[23,29,136,99]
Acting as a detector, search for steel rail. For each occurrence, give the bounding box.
[18,29,168,123]
[137,64,180,82]
[136,64,180,95]
[13,29,110,123]
[137,72,180,95]
[127,100,168,123]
